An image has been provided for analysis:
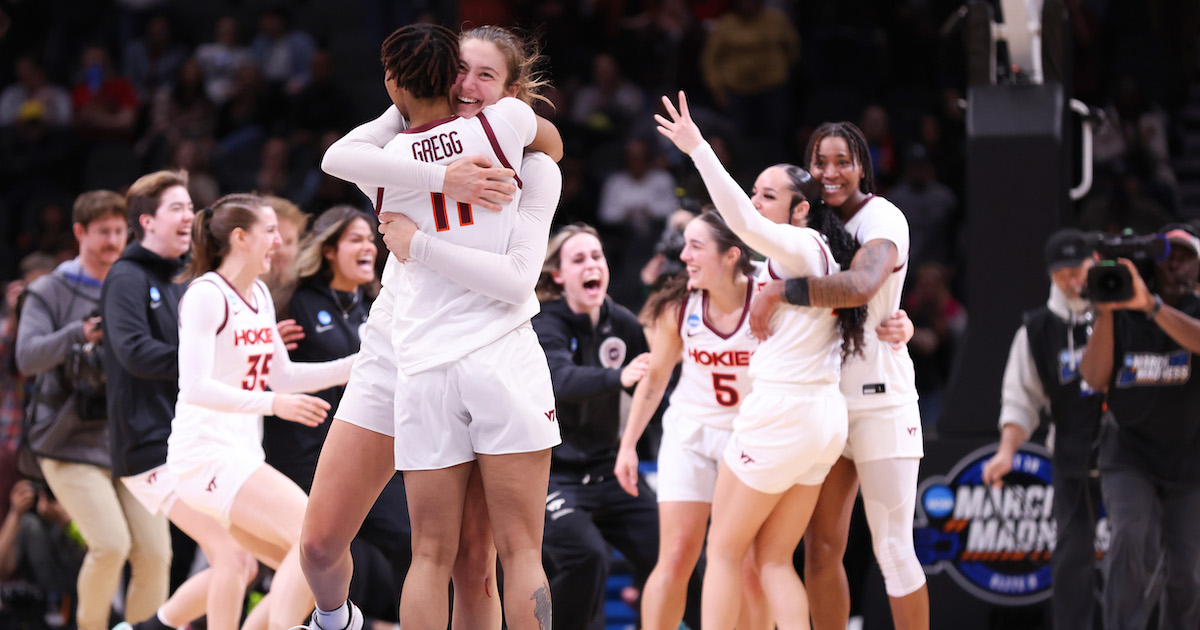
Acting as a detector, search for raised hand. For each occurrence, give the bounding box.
[655,91,706,155]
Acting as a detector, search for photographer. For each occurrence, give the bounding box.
[982,228,1104,629]
[15,191,169,630]
[1079,225,1200,630]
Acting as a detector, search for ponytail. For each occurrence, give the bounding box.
[177,194,265,283]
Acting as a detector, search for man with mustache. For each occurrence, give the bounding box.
[16,190,171,630]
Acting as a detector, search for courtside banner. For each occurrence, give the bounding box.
[914,443,1108,606]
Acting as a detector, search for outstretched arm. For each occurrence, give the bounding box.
[615,304,683,497]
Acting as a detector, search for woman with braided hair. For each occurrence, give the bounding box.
[657,91,867,628]
[750,120,929,630]
[299,22,563,630]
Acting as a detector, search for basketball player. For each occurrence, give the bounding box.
[300,24,560,630]
[169,193,356,630]
[750,121,929,630]
[657,91,867,628]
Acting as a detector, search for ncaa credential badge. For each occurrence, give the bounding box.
[913,444,1108,605]
[599,337,627,369]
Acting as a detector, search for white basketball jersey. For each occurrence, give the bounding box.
[667,275,759,429]
[373,98,538,374]
[171,273,277,464]
[841,195,919,410]
[752,236,842,387]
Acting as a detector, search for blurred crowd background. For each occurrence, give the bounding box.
[0,0,1198,440]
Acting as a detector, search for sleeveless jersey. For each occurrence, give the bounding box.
[841,195,919,410]
[373,98,538,374]
[667,273,760,429]
[170,273,277,466]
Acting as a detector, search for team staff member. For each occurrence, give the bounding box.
[105,171,259,630]
[1080,226,1200,630]
[533,224,660,630]
[982,228,1104,630]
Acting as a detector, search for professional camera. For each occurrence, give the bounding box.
[1086,231,1168,302]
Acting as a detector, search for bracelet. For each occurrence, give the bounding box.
[783,277,811,307]
[1147,294,1163,321]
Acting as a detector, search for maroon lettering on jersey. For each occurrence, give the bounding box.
[233,327,275,346]
[687,348,752,367]
[412,131,464,162]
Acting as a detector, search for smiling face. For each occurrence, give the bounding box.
[680,218,739,291]
[809,136,865,209]
[240,206,282,277]
[553,232,608,315]
[451,38,517,117]
[142,185,194,259]
[750,166,802,226]
[326,217,377,290]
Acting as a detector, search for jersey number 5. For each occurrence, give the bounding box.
[712,373,738,407]
[431,193,473,231]
[243,353,273,391]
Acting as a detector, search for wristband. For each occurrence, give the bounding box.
[783,277,811,307]
[1147,294,1163,321]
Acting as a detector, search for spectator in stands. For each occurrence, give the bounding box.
[904,261,966,426]
[701,0,799,158]
[597,137,678,308]
[860,104,898,191]
[289,49,351,147]
[250,6,317,96]
[15,191,169,630]
[887,144,957,268]
[140,56,217,168]
[570,53,646,136]
[195,16,252,106]
[0,480,84,622]
[123,14,188,102]
[0,55,72,127]
[71,45,139,141]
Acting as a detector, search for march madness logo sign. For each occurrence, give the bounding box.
[914,444,1108,605]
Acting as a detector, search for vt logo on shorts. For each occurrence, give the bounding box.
[544,409,556,422]
[206,476,217,492]
[740,451,755,465]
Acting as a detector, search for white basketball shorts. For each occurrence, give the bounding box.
[121,463,179,517]
[393,322,561,471]
[656,411,732,503]
[723,381,848,494]
[842,401,924,463]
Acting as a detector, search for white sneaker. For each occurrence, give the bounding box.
[300,601,364,630]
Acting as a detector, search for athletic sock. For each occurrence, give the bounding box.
[314,602,351,630]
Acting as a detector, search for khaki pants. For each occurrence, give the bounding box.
[40,459,171,630]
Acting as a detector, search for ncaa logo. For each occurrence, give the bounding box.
[149,286,161,302]
[317,310,333,326]
[912,444,1106,606]
[687,314,701,328]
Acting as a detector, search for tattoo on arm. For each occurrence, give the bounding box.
[532,582,552,630]
[808,239,897,308]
